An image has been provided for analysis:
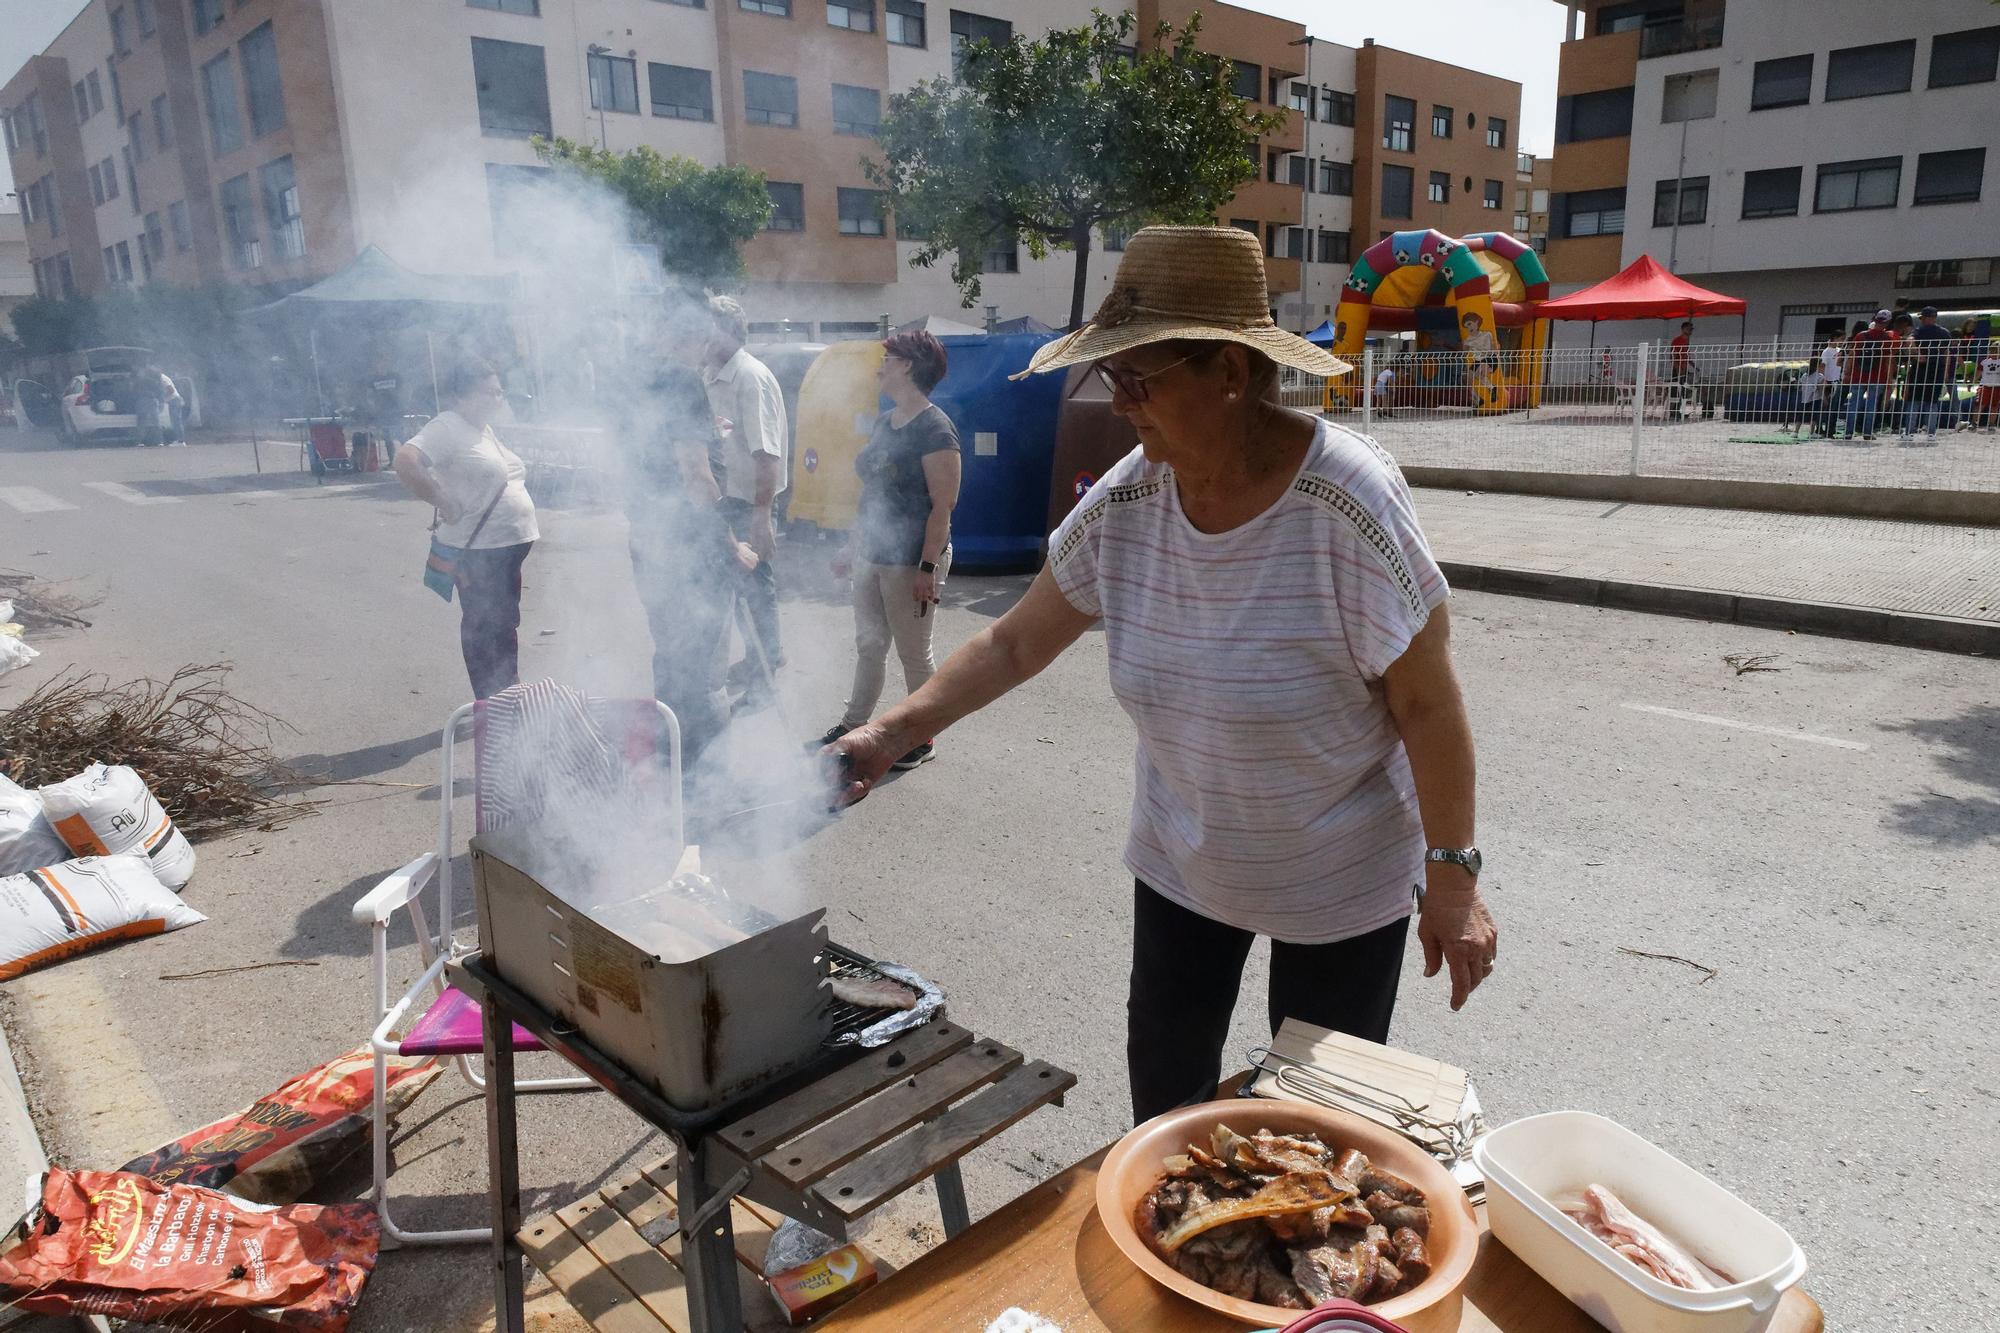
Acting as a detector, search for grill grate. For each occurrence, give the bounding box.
[820,941,908,1043]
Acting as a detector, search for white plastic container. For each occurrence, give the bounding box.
[1473,1111,1807,1333]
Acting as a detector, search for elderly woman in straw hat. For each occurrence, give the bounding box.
[831,226,1496,1121]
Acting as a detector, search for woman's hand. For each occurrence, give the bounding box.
[749,509,778,561]
[912,568,939,616]
[1418,881,1497,1011]
[731,540,761,574]
[823,722,905,807]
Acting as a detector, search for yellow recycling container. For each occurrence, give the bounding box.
[786,340,884,532]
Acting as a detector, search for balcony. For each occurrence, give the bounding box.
[1638,4,1724,59]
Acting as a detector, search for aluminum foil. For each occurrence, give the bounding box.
[835,962,945,1048]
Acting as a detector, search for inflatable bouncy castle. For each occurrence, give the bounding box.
[1328,230,1551,412]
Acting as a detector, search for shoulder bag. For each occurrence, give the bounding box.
[421,486,506,602]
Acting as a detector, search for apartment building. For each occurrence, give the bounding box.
[0,210,31,334]
[2,0,1524,338]
[1515,151,1550,252]
[1545,0,2000,340]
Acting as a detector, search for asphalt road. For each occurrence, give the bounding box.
[2,427,1996,1332]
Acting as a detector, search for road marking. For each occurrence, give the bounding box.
[1620,702,1870,751]
[82,480,183,505]
[0,486,77,513]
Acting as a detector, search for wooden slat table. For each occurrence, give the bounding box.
[813,1146,1826,1333]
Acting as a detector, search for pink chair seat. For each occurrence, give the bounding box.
[400,985,545,1057]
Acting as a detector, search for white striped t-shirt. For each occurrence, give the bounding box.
[1049,419,1449,944]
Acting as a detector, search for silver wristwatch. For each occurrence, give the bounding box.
[1424,847,1483,878]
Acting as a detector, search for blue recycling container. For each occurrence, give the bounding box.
[928,332,1065,572]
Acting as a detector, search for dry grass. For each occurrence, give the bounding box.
[0,664,314,840]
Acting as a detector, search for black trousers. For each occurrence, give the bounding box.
[716,497,783,665]
[630,528,734,771]
[455,542,532,700]
[1127,880,1410,1124]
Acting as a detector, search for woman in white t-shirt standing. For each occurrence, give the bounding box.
[393,359,540,698]
[828,227,1498,1121]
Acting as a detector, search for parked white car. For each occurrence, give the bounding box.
[58,370,145,444]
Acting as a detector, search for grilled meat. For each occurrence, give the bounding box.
[828,975,918,1011]
[1156,1172,1348,1252]
[1364,1190,1430,1236]
[1391,1226,1431,1285]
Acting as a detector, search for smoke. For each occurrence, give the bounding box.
[364,128,834,934]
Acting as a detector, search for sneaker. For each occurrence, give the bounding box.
[809,723,851,752]
[891,741,934,771]
[1862,433,1876,442]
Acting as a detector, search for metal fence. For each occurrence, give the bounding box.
[1281,338,2000,494]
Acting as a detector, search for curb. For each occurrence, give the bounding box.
[0,1017,47,1330]
[1438,561,1999,656]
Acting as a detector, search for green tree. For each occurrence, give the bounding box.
[867,10,1284,328]
[533,138,773,289]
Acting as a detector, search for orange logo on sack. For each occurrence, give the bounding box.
[84,1177,147,1266]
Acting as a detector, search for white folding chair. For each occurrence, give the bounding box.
[354,696,682,1247]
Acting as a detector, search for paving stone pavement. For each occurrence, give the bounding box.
[1412,489,2000,625]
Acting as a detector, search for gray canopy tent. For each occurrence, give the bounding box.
[248,245,512,416]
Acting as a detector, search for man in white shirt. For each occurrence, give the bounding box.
[1373,364,1396,417]
[1819,332,1844,433]
[702,295,790,680]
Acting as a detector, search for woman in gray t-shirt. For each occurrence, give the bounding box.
[814,332,961,770]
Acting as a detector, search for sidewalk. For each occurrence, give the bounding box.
[1412,489,2000,655]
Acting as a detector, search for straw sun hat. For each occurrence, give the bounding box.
[1017,225,1352,381]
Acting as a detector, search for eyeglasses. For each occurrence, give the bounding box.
[1093,351,1203,403]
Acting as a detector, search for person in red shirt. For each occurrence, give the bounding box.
[1669,321,1694,383]
[1842,310,1898,441]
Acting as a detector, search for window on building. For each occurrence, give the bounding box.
[472,37,551,137]
[168,198,190,251]
[0,110,14,155]
[88,71,104,116]
[1317,229,1349,264]
[648,63,712,120]
[1824,40,1915,101]
[979,233,1018,271]
[827,1,874,32]
[261,154,304,258]
[1555,86,1633,142]
[739,0,790,14]
[74,79,92,123]
[588,52,639,113]
[485,162,555,255]
[117,240,133,282]
[655,0,706,7]
[1381,163,1414,218]
[152,94,171,148]
[219,172,260,267]
[107,62,124,122]
[1282,153,1308,188]
[831,83,880,136]
[192,0,223,35]
[1287,81,1312,114]
[1279,225,1305,260]
[837,188,885,235]
[1913,148,1986,205]
[1514,212,1529,232]
[200,52,243,154]
[765,181,804,230]
[1230,59,1261,102]
[887,0,925,47]
[1383,95,1414,151]
[239,22,286,137]
[100,156,119,201]
[1895,258,1993,290]
[136,0,156,37]
[88,163,103,207]
[1929,26,2000,88]
[1814,156,1900,212]
[1739,166,1801,219]
[144,210,163,261]
[1230,218,1258,237]
[1651,176,1708,225]
[112,8,130,56]
[1427,171,1450,204]
[1321,88,1354,125]
[24,93,47,156]
[1749,54,1813,110]
[128,113,144,161]
[1518,151,1534,174]
[103,246,118,284]
[121,146,138,211]
[950,9,1010,74]
[1486,116,1506,148]
[1662,68,1718,122]
[1262,222,1279,258]
[1319,159,1352,196]
[470,0,540,11]
[1483,179,1503,209]
[1431,105,1452,138]
[743,71,798,126]
[1558,186,1625,237]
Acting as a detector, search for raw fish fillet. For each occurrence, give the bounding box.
[828,975,919,1011]
[1560,1184,1727,1291]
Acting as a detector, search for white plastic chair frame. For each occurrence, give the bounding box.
[353,699,683,1247]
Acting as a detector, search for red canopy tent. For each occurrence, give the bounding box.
[1536,254,1748,345]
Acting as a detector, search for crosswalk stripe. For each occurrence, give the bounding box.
[0,486,77,513]
[81,481,184,506]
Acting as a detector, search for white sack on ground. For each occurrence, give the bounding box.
[0,775,69,877]
[39,763,198,890]
[0,854,205,981]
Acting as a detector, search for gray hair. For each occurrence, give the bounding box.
[707,293,748,345]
